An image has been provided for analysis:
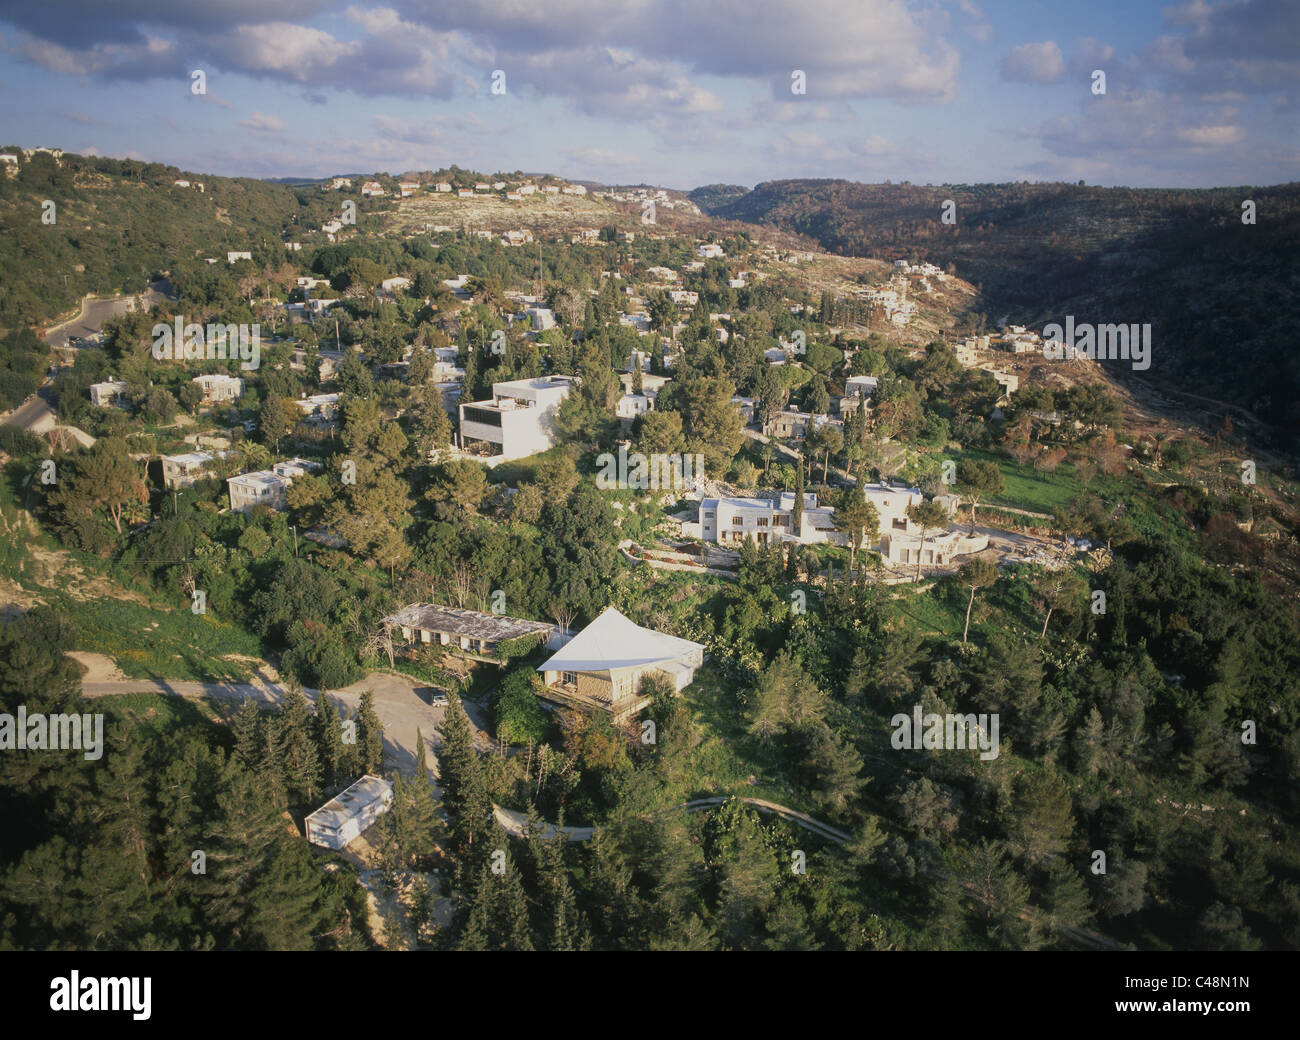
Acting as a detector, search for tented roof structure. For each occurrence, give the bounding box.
[538,607,703,675]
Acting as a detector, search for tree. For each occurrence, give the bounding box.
[817,424,843,483]
[906,499,950,582]
[259,394,291,452]
[1032,566,1088,640]
[957,556,999,642]
[439,693,492,858]
[48,437,148,542]
[957,459,1004,533]
[315,693,345,790]
[279,684,322,804]
[835,486,879,573]
[355,690,384,775]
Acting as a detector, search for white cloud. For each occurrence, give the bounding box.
[999,41,1066,84]
[240,111,288,133]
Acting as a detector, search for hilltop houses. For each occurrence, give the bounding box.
[536,607,704,722]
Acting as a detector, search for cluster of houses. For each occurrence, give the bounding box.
[591,185,701,215]
[89,373,244,410]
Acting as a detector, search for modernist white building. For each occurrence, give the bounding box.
[536,607,705,721]
[304,775,394,850]
[687,492,844,547]
[457,375,576,462]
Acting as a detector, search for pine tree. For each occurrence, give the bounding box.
[257,714,287,809]
[315,693,344,791]
[356,690,385,775]
[279,684,322,805]
[439,693,493,858]
[232,698,261,772]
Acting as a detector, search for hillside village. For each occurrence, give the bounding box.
[1,149,1298,956]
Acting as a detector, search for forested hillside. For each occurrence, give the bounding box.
[0,151,322,328]
[693,180,1300,449]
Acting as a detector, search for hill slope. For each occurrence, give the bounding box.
[693,179,1300,448]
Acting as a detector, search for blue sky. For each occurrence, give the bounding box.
[0,0,1294,188]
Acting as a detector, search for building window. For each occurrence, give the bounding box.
[704,511,715,519]
[756,517,769,527]
[773,515,789,526]
[893,517,908,530]
[562,671,578,686]
[462,406,503,427]
[732,517,743,526]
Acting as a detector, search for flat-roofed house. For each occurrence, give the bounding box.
[305,775,394,850]
[457,375,576,463]
[536,607,704,721]
[382,604,554,657]
[89,379,129,408]
[192,373,244,404]
[687,492,845,547]
[227,458,321,513]
[161,449,225,490]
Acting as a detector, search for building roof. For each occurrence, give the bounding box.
[304,775,392,832]
[381,603,552,642]
[537,607,703,675]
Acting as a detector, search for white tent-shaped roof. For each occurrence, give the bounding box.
[538,607,703,675]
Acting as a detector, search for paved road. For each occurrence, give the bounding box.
[3,393,55,432]
[44,280,173,349]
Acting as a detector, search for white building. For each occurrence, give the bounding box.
[696,243,725,259]
[528,306,556,331]
[687,492,844,547]
[537,607,704,721]
[227,458,322,513]
[305,775,394,850]
[161,450,224,490]
[294,393,340,421]
[226,251,252,263]
[89,380,129,408]
[191,373,244,404]
[458,375,577,462]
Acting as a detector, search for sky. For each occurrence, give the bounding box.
[0,0,1295,190]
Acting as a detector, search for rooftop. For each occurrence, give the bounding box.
[304,775,392,831]
[382,603,553,642]
[538,607,703,674]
